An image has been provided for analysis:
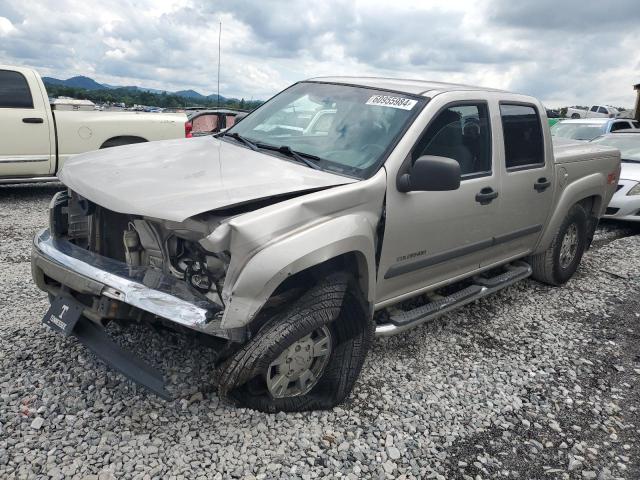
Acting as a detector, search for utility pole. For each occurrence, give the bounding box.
[634,83,640,121]
[217,20,221,108]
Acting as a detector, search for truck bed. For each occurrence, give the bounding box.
[552,137,620,164]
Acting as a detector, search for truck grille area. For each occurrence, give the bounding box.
[48,189,229,312]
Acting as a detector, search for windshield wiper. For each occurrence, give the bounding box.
[221,132,258,151]
[255,143,322,170]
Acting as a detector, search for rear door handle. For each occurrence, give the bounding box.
[534,177,551,192]
[475,187,498,205]
[22,117,44,124]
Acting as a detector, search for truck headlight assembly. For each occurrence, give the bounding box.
[627,183,640,196]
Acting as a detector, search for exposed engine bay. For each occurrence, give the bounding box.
[61,189,231,310]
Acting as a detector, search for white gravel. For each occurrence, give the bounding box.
[1,183,639,479]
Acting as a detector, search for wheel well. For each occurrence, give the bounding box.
[578,195,602,248]
[578,195,602,217]
[100,136,147,149]
[272,252,369,300]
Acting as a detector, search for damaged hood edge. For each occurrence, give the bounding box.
[58,136,357,222]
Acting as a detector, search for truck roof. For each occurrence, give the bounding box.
[307,76,507,97]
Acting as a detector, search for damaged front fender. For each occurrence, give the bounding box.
[211,169,387,330]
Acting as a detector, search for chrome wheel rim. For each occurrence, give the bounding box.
[559,223,578,269]
[265,325,332,398]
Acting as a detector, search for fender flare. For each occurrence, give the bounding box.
[220,214,377,329]
[535,172,605,252]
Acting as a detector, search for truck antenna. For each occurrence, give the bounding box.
[217,20,221,108]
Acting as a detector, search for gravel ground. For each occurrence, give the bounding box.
[1,184,639,480]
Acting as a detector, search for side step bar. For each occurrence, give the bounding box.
[375,261,532,337]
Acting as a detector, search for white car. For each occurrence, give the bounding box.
[551,118,640,141]
[0,65,189,184]
[591,132,640,222]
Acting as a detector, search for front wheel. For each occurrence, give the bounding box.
[529,204,588,286]
[216,273,373,412]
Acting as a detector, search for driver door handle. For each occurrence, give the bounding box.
[534,177,551,192]
[475,187,498,205]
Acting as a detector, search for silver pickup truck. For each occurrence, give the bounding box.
[31,77,620,412]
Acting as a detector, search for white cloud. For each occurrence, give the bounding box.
[0,0,638,107]
[0,16,16,36]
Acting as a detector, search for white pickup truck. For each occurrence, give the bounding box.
[566,105,621,119]
[0,65,188,184]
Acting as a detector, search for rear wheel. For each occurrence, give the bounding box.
[216,272,373,412]
[529,204,588,285]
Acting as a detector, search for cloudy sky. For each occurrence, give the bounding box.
[0,0,638,107]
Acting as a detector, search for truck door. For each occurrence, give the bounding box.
[376,99,501,304]
[0,69,53,177]
[481,102,554,266]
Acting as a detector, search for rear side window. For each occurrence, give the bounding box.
[500,104,544,170]
[611,121,631,132]
[0,70,34,109]
[633,121,640,129]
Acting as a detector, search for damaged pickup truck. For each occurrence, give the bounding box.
[32,77,621,412]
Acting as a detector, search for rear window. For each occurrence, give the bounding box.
[0,70,34,109]
[500,104,544,169]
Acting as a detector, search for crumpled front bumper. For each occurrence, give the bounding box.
[31,228,243,340]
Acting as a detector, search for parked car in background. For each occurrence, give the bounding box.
[566,105,621,119]
[32,77,620,411]
[185,108,248,137]
[0,65,189,184]
[591,132,640,222]
[551,118,640,141]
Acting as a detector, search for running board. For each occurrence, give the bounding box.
[375,261,532,337]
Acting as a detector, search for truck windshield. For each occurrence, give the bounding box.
[550,122,605,141]
[225,82,425,178]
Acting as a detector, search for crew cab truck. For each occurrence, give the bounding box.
[566,105,621,119]
[0,65,188,184]
[31,77,620,412]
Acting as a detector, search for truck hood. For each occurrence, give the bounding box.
[59,136,356,222]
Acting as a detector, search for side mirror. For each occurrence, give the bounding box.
[397,155,461,192]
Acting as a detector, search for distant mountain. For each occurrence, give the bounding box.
[174,89,205,99]
[43,75,226,101]
[107,84,168,95]
[43,75,106,90]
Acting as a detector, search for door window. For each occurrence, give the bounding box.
[413,103,492,177]
[633,121,640,129]
[191,114,219,133]
[225,114,237,128]
[0,70,34,109]
[500,104,544,170]
[610,121,631,132]
[598,107,609,114]
[590,106,599,112]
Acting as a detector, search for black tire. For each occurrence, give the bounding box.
[529,204,588,286]
[216,272,373,412]
[571,113,581,119]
